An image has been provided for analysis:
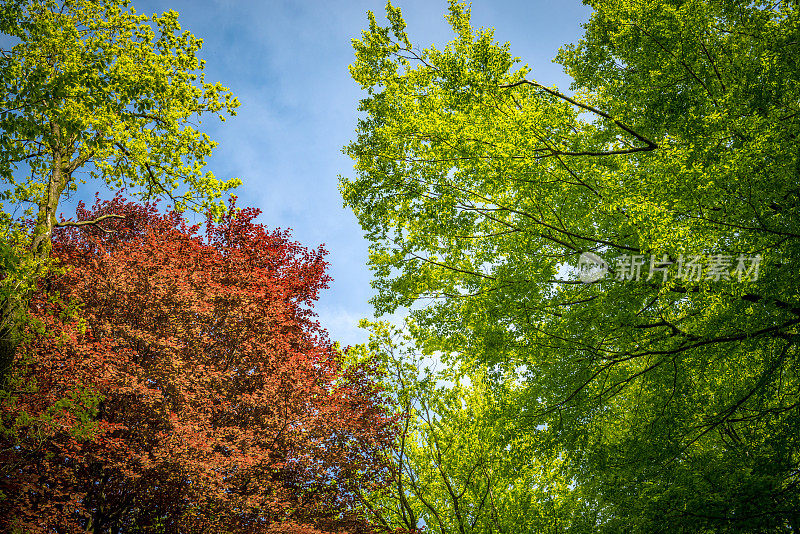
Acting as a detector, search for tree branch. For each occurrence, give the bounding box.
[54,214,125,233]
[499,79,659,154]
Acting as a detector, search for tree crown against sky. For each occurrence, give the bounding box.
[342,0,800,530]
[0,0,239,235]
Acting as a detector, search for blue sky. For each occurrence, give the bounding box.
[129,0,592,346]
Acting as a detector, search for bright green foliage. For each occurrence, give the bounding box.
[343,1,800,531]
[0,0,239,382]
[0,0,240,225]
[354,321,585,534]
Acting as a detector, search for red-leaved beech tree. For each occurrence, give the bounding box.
[0,197,398,534]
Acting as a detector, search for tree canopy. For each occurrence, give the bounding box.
[1,197,397,534]
[342,0,800,531]
[0,0,239,383]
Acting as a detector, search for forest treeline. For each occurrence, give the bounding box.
[1,0,798,532]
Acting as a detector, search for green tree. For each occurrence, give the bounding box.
[352,321,583,534]
[342,1,800,530]
[0,0,240,384]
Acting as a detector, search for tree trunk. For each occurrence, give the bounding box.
[0,130,68,387]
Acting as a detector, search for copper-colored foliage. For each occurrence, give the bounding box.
[1,196,397,533]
